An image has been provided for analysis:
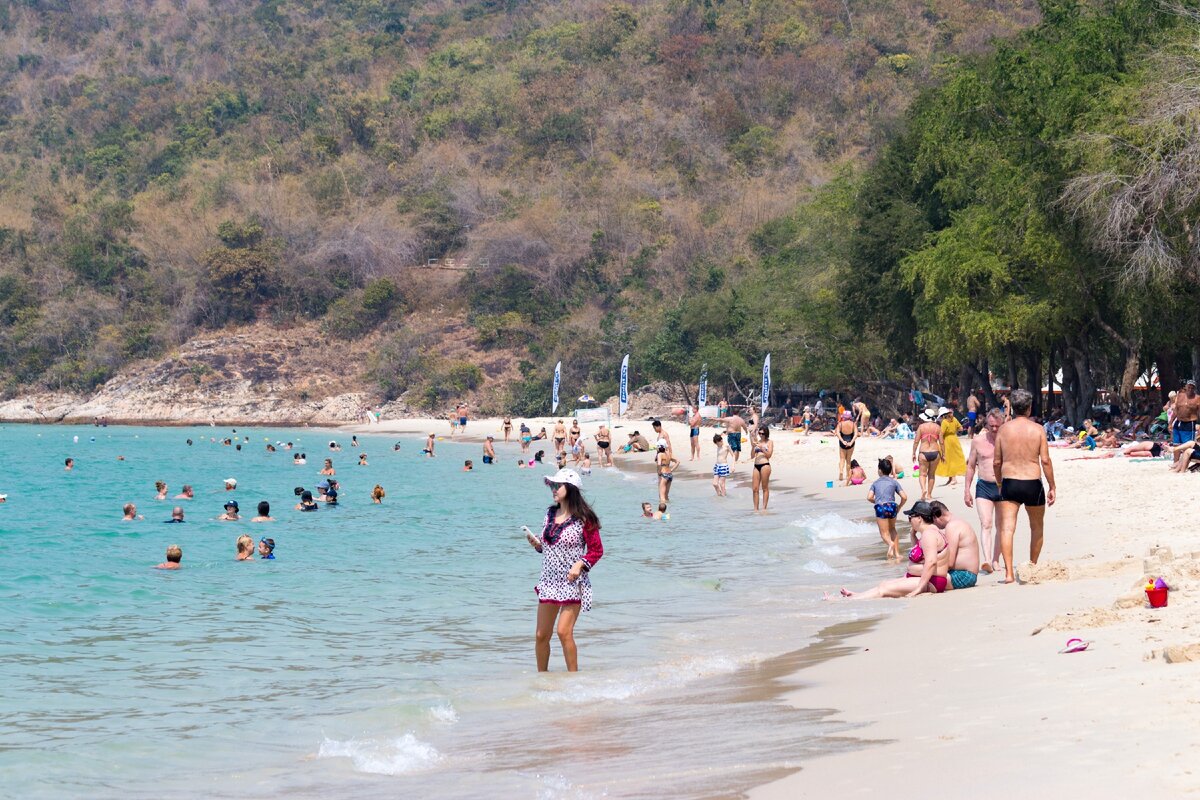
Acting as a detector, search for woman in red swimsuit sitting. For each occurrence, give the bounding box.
[839,500,951,598]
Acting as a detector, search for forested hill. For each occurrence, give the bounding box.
[0,0,1040,411]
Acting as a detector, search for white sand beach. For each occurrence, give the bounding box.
[351,414,1200,796]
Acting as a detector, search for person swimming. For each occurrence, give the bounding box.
[258,538,276,560]
[155,544,182,570]
[235,534,255,561]
[296,491,319,512]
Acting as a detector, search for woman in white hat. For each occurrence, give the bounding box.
[525,468,604,672]
[911,409,944,501]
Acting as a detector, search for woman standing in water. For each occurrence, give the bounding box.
[655,444,680,506]
[912,409,944,501]
[526,468,604,672]
[836,411,858,483]
[751,426,774,510]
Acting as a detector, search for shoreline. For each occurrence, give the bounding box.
[354,415,1200,795]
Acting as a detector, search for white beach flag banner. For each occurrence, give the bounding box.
[552,361,562,414]
[761,354,771,415]
[698,366,708,408]
[619,354,629,417]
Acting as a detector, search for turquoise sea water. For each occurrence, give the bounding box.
[0,424,888,798]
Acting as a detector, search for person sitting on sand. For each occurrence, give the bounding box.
[868,458,907,560]
[372,484,385,503]
[296,491,319,512]
[880,419,900,439]
[929,500,979,589]
[839,501,951,598]
[258,538,276,560]
[847,459,866,486]
[156,544,182,570]
[173,485,194,500]
[579,450,592,475]
[533,427,548,442]
[122,503,144,521]
[235,534,255,561]
[218,500,240,521]
[251,501,274,522]
[320,458,335,476]
[627,431,650,452]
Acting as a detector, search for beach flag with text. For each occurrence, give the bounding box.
[761,354,771,415]
[619,354,629,417]
[552,361,561,414]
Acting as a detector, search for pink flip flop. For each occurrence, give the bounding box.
[1059,638,1092,654]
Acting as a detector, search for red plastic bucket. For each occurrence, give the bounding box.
[1146,587,1169,608]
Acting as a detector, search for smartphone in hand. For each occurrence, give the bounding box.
[522,525,542,550]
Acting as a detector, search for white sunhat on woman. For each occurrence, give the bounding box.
[543,468,583,488]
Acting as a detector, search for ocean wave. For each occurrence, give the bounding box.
[427,702,458,723]
[317,733,441,775]
[534,653,752,704]
[817,544,847,556]
[790,512,873,541]
[801,559,836,574]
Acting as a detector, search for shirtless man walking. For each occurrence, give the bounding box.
[930,500,980,590]
[965,392,981,439]
[688,407,702,462]
[723,412,748,468]
[993,389,1056,584]
[1172,379,1200,447]
[964,408,1004,574]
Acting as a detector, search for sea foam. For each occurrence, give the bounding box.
[317,733,441,775]
[790,512,873,541]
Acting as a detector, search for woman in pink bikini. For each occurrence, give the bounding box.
[839,500,951,598]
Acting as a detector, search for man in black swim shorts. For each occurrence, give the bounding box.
[992,389,1056,584]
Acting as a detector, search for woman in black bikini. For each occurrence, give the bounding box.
[595,425,612,467]
[911,409,944,501]
[752,426,774,511]
[836,411,858,482]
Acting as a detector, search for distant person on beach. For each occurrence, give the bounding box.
[717,399,728,418]
[422,433,436,457]
[218,500,240,521]
[724,413,747,466]
[65,458,74,471]
[964,409,1004,574]
[553,419,567,455]
[912,409,943,501]
[625,431,649,452]
[802,406,814,435]
[457,403,469,433]
[839,501,950,598]
[236,534,255,561]
[569,418,581,448]
[853,398,871,434]
[483,436,496,464]
[503,417,513,442]
[656,444,679,505]
[688,408,702,461]
[930,500,980,590]
[372,485,385,503]
[122,503,143,521]
[528,468,604,672]
[651,419,672,454]
[966,392,981,438]
[937,407,966,487]
[847,459,866,485]
[595,424,612,467]
[1172,380,1200,445]
[993,388,1056,584]
[836,411,858,483]
[533,427,548,442]
[520,422,532,454]
[155,545,182,570]
[251,501,274,522]
[712,433,730,496]
[867,457,906,560]
[258,538,276,559]
[751,426,774,511]
[320,459,335,475]
[155,481,168,501]
[164,506,185,523]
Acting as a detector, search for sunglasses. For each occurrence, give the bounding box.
[548,482,564,491]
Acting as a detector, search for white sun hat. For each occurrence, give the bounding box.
[543,468,583,489]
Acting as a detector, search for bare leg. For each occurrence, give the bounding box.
[1027,504,1046,563]
[761,464,771,509]
[713,473,721,496]
[975,496,996,573]
[556,603,582,671]
[658,477,668,505]
[889,520,900,558]
[996,500,1020,583]
[535,602,560,672]
[875,518,894,559]
[752,466,762,511]
[842,575,922,599]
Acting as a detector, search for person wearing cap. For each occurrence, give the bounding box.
[911,408,944,501]
[839,501,951,598]
[218,500,240,521]
[1172,379,1200,447]
[526,468,604,672]
[223,478,237,491]
[936,406,966,488]
[483,436,496,465]
[258,538,276,560]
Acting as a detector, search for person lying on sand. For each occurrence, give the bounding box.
[837,501,951,598]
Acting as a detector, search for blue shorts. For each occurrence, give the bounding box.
[974,479,1001,502]
[713,464,730,477]
[727,432,742,452]
[1174,422,1195,445]
[690,427,700,437]
[874,502,898,519]
[949,569,978,589]
[967,411,977,425]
